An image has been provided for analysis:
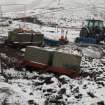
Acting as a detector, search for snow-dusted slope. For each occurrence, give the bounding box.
[0,0,34,4]
[1,0,105,18]
[25,0,105,27]
[28,0,105,8]
[27,0,105,17]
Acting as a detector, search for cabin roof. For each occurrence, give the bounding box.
[86,19,103,22]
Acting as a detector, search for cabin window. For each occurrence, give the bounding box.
[99,22,104,29]
[89,21,94,28]
[94,21,99,27]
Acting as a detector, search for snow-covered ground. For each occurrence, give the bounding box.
[0,0,105,105]
[0,51,105,105]
[0,20,105,104]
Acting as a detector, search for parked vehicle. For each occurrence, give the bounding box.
[44,36,69,46]
[75,19,105,44]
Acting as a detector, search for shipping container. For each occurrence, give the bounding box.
[25,46,52,65]
[32,33,44,44]
[8,30,44,44]
[23,46,81,77]
[52,52,81,70]
[25,46,81,70]
[8,32,31,42]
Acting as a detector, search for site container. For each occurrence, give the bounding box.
[32,33,44,44]
[52,51,81,70]
[25,46,81,70]
[8,31,44,44]
[25,46,52,65]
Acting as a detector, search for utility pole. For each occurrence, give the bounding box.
[0,54,3,74]
[23,4,26,28]
[0,5,4,36]
[0,53,8,82]
[0,5,3,19]
[57,0,61,5]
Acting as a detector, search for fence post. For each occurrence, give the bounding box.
[0,53,8,82]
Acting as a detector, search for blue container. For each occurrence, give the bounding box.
[44,38,60,46]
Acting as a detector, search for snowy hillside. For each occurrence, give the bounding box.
[0,0,34,4]
[0,44,105,105]
[1,0,105,19]
[0,0,105,105]
[28,0,105,22]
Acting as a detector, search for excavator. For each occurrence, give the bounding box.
[75,19,105,44]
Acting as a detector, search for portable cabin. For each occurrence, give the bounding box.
[25,46,52,66]
[23,46,81,77]
[52,51,81,70]
[8,28,44,45]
